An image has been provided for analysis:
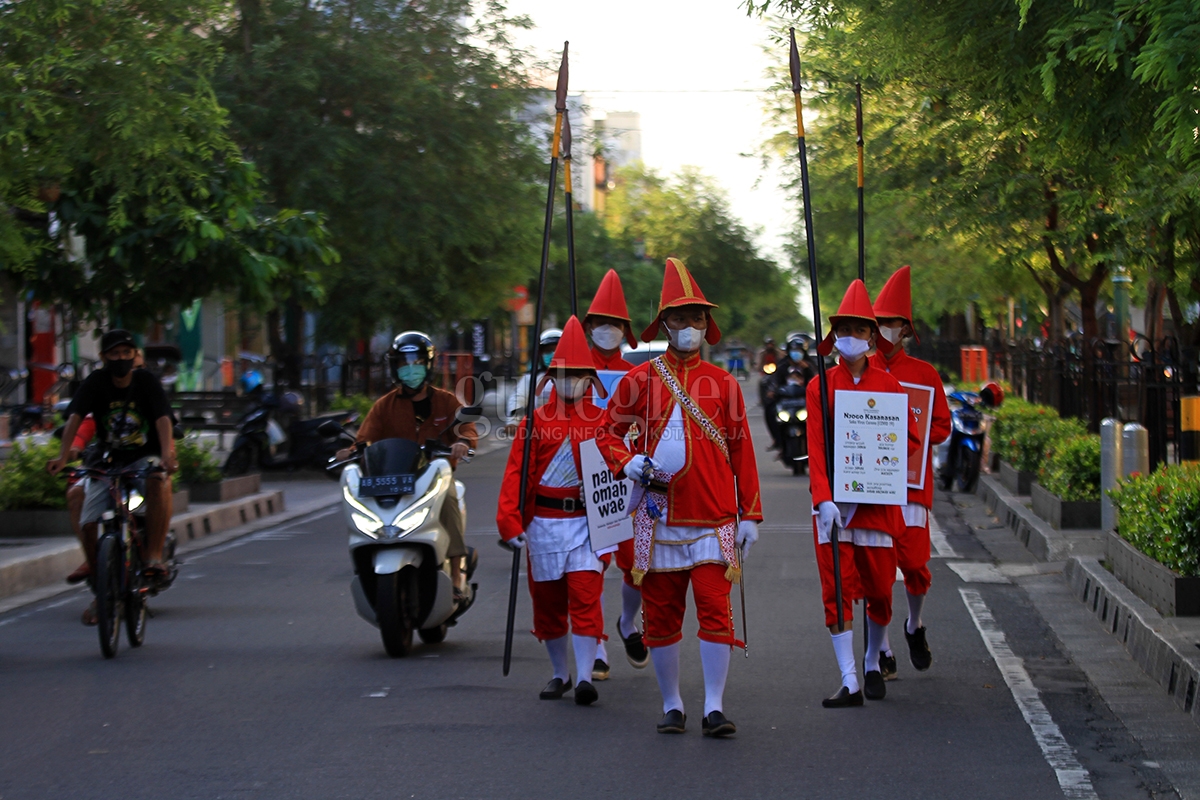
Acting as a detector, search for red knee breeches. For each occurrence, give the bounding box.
[528,568,604,641]
[640,563,735,647]
[896,523,932,597]
[814,527,897,628]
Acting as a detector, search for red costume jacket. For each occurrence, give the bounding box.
[496,396,604,542]
[596,349,763,526]
[591,347,635,372]
[870,349,952,509]
[806,359,921,536]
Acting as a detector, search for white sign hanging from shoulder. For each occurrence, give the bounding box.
[832,389,908,505]
[578,438,635,554]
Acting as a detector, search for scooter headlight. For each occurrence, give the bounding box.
[352,511,384,536]
[797,408,808,421]
[390,506,430,535]
[777,409,790,422]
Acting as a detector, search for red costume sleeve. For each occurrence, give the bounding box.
[725,371,763,521]
[929,379,951,447]
[72,415,96,451]
[596,368,643,476]
[496,422,535,541]
[806,377,832,507]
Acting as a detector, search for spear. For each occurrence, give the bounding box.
[562,115,579,317]
[504,41,569,677]
[855,81,865,283]
[790,28,845,632]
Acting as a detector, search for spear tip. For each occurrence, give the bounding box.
[562,114,573,158]
[555,42,570,111]
[788,28,803,95]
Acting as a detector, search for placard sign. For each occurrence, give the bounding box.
[832,390,908,505]
[899,382,935,490]
[579,438,635,553]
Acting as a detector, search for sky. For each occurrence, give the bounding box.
[501,0,796,267]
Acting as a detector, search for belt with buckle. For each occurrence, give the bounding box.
[535,494,582,513]
[647,480,670,494]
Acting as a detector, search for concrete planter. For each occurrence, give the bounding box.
[1107,531,1200,617]
[1031,482,1102,530]
[173,489,189,514]
[999,460,1035,496]
[0,509,72,537]
[186,474,260,503]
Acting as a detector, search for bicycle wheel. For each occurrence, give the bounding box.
[95,532,124,659]
[124,537,147,648]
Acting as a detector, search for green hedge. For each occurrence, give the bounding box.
[1038,434,1101,502]
[0,440,70,510]
[330,393,375,420]
[1110,464,1200,577]
[991,398,1086,473]
[177,436,222,485]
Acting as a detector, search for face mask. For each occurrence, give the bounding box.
[665,325,705,352]
[555,376,590,401]
[590,324,624,351]
[788,350,804,361]
[834,336,871,360]
[107,358,134,378]
[879,326,904,345]
[395,364,426,389]
[541,353,553,368]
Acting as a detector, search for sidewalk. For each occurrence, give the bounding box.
[0,478,341,615]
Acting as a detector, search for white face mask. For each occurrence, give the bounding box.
[664,325,705,352]
[878,325,904,345]
[590,324,624,351]
[834,336,871,360]
[554,375,591,401]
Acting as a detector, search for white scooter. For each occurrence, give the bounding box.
[322,421,478,657]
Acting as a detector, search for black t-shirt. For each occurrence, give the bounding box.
[67,369,173,464]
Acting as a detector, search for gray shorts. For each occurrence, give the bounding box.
[80,457,161,525]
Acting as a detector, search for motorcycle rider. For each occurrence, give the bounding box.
[762,333,814,451]
[505,328,563,430]
[337,331,477,601]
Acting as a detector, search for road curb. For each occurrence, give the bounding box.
[975,473,1106,562]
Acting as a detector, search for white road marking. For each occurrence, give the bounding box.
[0,592,85,628]
[187,506,339,561]
[364,687,390,698]
[929,515,961,558]
[948,562,1011,584]
[960,589,1099,800]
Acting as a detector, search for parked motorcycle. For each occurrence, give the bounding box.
[323,420,477,657]
[223,391,356,475]
[935,382,1003,493]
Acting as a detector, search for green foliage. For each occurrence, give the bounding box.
[176,437,223,486]
[0,440,69,510]
[330,393,377,421]
[1110,464,1200,577]
[1038,434,1101,502]
[989,398,1085,473]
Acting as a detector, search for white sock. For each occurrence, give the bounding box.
[880,624,893,657]
[596,639,608,664]
[699,640,731,716]
[865,618,888,673]
[546,635,570,682]
[906,591,926,634]
[830,630,860,693]
[619,582,642,639]
[573,634,599,685]
[651,642,684,714]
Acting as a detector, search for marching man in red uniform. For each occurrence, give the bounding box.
[496,316,610,706]
[807,280,920,707]
[583,269,650,678]
[869,266,951,677]
[597,258,762,737]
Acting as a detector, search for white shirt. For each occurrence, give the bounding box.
[525,439,602,581]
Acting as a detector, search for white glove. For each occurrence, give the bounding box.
[623,455,653,483]
[499,534,526,552]
[816,501,839,541]
[736,520,759,560]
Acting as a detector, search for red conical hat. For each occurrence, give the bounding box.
[535,316,608,398]
[872,265,920,343]
[586,269,637,348]
[816,279,892,357]
[639,257,722,345]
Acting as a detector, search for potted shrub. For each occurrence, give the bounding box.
[0,440,72,536]
[1032,433,1101,529]
[992,401,1082,495]
[179,436,260,502]
[1108,465,1200,616]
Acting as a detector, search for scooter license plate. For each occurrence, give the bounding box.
[359,474,415,497]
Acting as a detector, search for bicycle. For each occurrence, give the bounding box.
[65,461,177,658]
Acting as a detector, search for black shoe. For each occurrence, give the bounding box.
[591,658,610,681]
[905,621,932,671]
[864,670,886,700]
[657,709,687,733]
[619,629,650,669]
[575,680,598,706]
[539,677,573,700]
[822,686,863,708]
[701,711,737,737]
[879,651,898,681]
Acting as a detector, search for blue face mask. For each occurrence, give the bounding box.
[396,364,426,389]
[789,350,804,361]
[541,353,553,368]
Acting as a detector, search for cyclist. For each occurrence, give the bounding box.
[47,330,177,626]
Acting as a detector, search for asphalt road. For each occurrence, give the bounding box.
[0,396,1189,799]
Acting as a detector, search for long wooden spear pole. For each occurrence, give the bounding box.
[562,115,579,317]
[790,28,844,632]
[504,42,569,677]
[855,81,865,283]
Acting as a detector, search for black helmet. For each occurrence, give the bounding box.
[388,331,436,387]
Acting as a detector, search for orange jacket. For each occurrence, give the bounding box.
[870,349,952,509]
[356,386,477,468]
[806,359,921,535]
[596,349,763,526]
[496,396,605,541]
